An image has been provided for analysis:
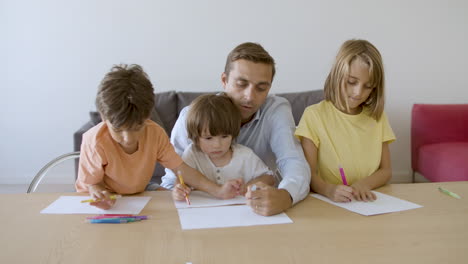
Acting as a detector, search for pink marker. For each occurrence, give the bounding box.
[339,166,348,186]
[87,215,148,220]
[100,214,134,217]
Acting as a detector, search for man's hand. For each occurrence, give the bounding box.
[245,182,293,216]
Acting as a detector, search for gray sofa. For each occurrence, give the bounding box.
[73,90,324,184]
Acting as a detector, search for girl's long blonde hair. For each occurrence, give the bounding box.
[324,39,385,120]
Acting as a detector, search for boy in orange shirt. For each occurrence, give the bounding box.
[76,64,240,209]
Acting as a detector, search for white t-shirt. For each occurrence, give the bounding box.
[182,143,274,185]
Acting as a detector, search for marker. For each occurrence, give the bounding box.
[80,194,122,203]
[100,214,134,217]
[177,170,191,205]
[339,165,348,186]
[87,218,128,224]
[86,215,149,220]
[96,217,141,222]
[438,187,461,199]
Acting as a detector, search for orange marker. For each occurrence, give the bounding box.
[81,194,122,203]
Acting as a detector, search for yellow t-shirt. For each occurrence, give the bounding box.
[295,100,396,185]
[75,120,183,194]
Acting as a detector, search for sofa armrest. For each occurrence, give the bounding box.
[411,104,468,171]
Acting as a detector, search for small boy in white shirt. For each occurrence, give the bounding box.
[172,93,275,201]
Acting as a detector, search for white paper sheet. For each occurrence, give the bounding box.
[177,205,293,230]
[40,196,151,215]
[311,191,422,216]
[174,191,246,209]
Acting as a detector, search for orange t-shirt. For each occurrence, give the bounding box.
[75,120,183,194]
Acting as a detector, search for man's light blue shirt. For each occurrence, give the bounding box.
[161,95,311,204]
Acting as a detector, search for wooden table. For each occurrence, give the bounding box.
[1,182,467,264]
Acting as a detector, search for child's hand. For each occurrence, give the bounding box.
[216,178,244,199]
[238,183,248,196]
[172,183,191,201]
[88,184,116,210]
[326,184,354,203]
[351,182,376,202]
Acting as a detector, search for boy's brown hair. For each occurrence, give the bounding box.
[224,42,276,81]
[186,93,241,149]
[324,39,385,120]
[96,64,155,129]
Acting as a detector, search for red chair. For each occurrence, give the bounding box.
[411,104,468,182]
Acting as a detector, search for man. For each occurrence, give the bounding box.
[162,42,311,216]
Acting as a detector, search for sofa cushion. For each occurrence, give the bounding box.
[175,90,324,126]
[154,91,177,136]
[418,142,468,182]
[177,92,216,113]
[276,90,324,125]
[89,111,101,126]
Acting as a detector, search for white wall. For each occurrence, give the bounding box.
[2,0,468,184]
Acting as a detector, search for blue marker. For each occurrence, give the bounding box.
[87,219,128,224]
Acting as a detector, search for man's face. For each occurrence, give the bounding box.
[222,59,273,123]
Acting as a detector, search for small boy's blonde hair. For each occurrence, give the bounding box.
[96,64,154,129]
[186,93,241,149]
[324,39,385,120]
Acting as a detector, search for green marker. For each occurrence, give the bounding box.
[438,187,461,199]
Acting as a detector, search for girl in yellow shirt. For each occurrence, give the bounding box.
[295,39,396,203]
